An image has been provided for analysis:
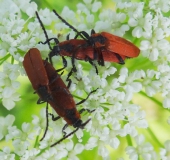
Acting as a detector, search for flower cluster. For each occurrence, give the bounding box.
[0,0,170,160]
[126,134,157,159]
[0,62,20,110]
[0,0,38,110]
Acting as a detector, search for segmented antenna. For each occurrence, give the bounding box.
[40,103,49,141]
[53,9,85,40]
[50,128,79,147]
[35,11,52,50]
[50,118,91,147]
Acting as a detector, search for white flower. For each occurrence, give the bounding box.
[0,115,15,140]
[21,148,40,160]
[85,137,98,150]
[149,0,170,13]
[6,126,21,141]
[1,0,170,159]
[32,108,48,136]
[0,147,15,160]
[159,140,170,160]
[5,122,33,156]
[126,134,157,160]
[102,66,117,78]
[142,70,161,97]
[96,10,127,34]
[163,98,170,109]
[2,87,20,110]
[13,139,30,156]
[0,63,20,110]
[64,140,85,160]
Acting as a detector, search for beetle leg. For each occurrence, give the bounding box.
[48,113,61,121]
[79,108,95,114]
[62,124,69,137]
[38,38,57,45]
[37,98,45,104]
[76,88,98,106]
[66,68,74,88]
[97,49,105,66]
[84,55,98,75]
[114,53,125,64]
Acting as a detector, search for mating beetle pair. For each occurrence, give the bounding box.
[23,10,140,146]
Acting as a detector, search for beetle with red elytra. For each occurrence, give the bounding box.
[36,11,140,74]
[23,48,97,146]
[52,9,140,66]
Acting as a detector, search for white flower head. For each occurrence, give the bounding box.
[1,0,170,159]
[0,147,15,160]
[126,134,157,160]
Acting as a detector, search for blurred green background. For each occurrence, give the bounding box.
[0,0,170,159]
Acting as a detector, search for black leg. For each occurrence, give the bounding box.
[74,31,90,40]
[71,55,77,72]
[48,113,61,121]
[76,88,98,106]
[62,124,69,137]
[97,49,105,66]
[66,34,70,40]
[114,53,125,64]
[91,29,96,35]
[66,68,74,88]
[38,38,58,45]
[79,108,95,114]
[62,56,67,69]
[37,98,45,104]
[84,55,98,74]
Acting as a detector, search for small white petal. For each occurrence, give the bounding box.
[128,18,138,27]
[132,26,143,38]
[74,143,84,154]
[92,2,102,12]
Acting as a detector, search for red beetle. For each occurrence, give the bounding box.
[36,11,132,74]
[44,59,97,146]
[52,9,140,66]
[23,48,53,103]
[23,48,97,146]
[36,11,86,72]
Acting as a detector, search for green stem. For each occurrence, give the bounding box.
[140,91,170,112]
[126,134,133,146]
[34,135,39,148]
[140,91,169,111]
[34,135,50,156]
[140,91,161,105]
[147,127,164,148]
[0,54,11,65]
[11,56,14,64]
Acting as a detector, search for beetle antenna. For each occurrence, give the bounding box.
[50,119,91,147]
[53,9,85,40]
[50,128,79,147]
[35,11,52,50]
[40,103,49,141]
